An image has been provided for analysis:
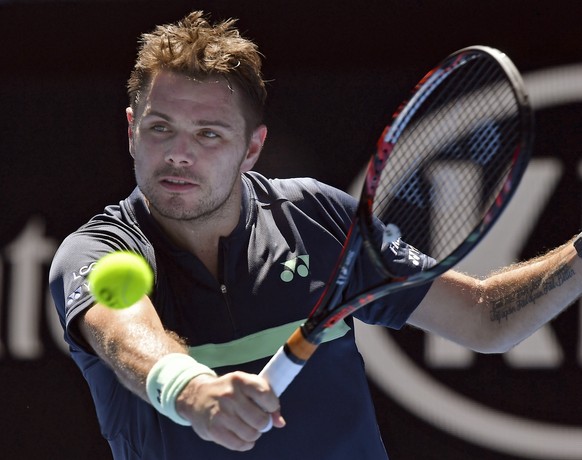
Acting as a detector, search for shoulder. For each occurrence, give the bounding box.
[244,171,358,215]
[49,191,156,349]
[50,188,155,295]
[59,201,150,259]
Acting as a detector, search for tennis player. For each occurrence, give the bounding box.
[49,10,582,460]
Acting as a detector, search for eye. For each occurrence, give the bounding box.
[200,130,220,139]
[151,124,169,133]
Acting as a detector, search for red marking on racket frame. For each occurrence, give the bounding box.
[323,306,357,329]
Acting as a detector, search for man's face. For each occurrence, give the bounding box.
[127,70,265,223]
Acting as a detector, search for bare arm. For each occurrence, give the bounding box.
[408,236,582,353]
[78,297,284,451]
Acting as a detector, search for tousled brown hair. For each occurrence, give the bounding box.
[127,11,266,129]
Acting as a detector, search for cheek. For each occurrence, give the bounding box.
[132,153,152,179]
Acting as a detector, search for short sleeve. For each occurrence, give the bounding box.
[49,216,153,351]
[352,237,436,329]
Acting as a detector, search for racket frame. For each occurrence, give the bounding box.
[259,45,533,411]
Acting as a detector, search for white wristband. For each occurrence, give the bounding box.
[146,353,217,426]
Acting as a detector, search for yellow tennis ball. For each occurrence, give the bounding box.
[88,251,153,309]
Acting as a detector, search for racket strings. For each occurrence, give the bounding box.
[372,53,523,263]
[380,58,509,201]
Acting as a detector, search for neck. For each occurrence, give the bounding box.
[150,186,243,278]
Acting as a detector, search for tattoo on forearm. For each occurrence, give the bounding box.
[489,263,575,323]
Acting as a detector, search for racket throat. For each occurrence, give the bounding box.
[284,326,319,365]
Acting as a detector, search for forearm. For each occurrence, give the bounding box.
[410,235,582,353]
[478,236,582,351]
[79,298,188,401]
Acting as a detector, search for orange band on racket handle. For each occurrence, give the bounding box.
[285,327,318,362]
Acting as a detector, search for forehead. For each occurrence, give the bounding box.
[137,70,245,124]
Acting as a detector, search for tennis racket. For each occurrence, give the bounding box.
[259,45,533,425]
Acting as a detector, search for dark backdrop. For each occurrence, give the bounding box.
[1,1,581,459]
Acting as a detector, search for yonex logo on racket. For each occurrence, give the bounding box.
[408,246,422,267]
[280,255,310,282]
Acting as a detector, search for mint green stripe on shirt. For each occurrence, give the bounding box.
[188,319,351,368]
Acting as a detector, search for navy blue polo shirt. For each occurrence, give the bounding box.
[49,171,434,460]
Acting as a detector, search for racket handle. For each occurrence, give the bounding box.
[258,345,304,432]
[260,345,304,396]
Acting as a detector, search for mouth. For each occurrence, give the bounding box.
[159,176,198,192]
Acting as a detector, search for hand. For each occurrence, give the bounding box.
[176,371,286,451]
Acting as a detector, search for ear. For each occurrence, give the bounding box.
[240,124,268,173]
[126,107,136,158]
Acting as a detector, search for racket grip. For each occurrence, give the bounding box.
[260,346,304,396]
[258,346,304,432]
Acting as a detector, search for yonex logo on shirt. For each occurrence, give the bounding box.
[280,255,310,282]
[66,284,90,306]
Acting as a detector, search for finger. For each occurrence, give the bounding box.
[259,410,286,433]
[247,379,285,431]
[226,373,280,430]
[203,389,266,442]
[271,409,286,429]
[200,406,260,449]
[238,373,281,414]
[231,389,274,433]
[259,417,273,433]
[205,424,256,452]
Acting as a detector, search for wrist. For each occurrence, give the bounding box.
[146,353,217,426]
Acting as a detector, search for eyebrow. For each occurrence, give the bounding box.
[196,119,233,129]
[143,110,234,129]
[142,110,171,121]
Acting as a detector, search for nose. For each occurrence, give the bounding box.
[165,134,195,166]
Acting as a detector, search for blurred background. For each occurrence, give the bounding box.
[1,0,581,458]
